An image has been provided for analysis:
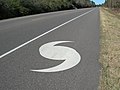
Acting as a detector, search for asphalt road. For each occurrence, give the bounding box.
[0,8,100,90]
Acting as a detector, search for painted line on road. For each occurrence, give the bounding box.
[0,8,95,59]
[0,8,91,23]
[31,41,81,72]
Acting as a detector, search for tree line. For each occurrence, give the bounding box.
[0,0,95,20]
[104,0,120,8]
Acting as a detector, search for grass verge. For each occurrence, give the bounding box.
[99,8,120,90]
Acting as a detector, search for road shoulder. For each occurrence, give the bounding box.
[99,8,120,90]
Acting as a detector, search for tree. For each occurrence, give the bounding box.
[0,0,96,20]
[104,0,120,8]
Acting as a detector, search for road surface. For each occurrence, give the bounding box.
[0,8,100,90]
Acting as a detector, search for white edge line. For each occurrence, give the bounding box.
[0,8,95,59]
[0,8,91,23]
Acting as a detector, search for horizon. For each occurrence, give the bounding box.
[91,0,105,5]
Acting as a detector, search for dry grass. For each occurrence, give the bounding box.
[99,8,120,90]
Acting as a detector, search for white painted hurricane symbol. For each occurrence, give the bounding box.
[31,41,81,72]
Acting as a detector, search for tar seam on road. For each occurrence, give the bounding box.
[0,8,96,59]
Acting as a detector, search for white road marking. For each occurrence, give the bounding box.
[0,8,95,59]
[0,8,89,23]
[0,10,72,23]
[31,41,81,72]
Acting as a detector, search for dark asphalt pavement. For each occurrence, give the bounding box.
[0,8,92,56]
[0,8,100,90]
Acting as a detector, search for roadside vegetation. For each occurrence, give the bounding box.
[99,8,120,90]
[104,0,120,13]
[104,0,120,9]
[0,0,95,20]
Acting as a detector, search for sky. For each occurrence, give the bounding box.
[91,0,105,5]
